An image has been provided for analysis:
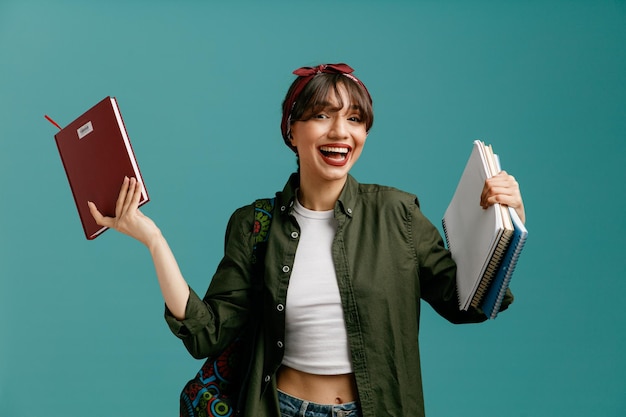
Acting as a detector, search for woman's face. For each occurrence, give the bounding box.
[290,85,367,186]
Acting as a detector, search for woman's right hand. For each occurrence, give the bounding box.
[88,176,161,248]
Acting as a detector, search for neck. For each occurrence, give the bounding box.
[297,174,347,211]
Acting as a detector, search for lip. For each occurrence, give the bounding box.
[318,144,352,167]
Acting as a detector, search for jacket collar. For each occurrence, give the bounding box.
[278,173,358,218]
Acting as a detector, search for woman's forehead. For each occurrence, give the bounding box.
[320,86,360,109]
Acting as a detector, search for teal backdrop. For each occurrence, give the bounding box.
[1,1,625,416]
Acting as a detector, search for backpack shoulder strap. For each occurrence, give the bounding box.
[235,198,275,412]
[251,197,275,267]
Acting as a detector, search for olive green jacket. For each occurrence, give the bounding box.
[165,173,513,417]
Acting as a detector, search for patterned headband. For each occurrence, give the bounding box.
[281,63,372,152]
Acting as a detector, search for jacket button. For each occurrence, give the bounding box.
[291,231,299,239]
[282,265,290,273]
[280,206,286,212]
[264,375,271,383]
[277,341,284,348]
[277,304,284,312]
[347,208,353,215]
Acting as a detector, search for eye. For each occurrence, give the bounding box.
[314,113,329,119]
[348,116,362,122]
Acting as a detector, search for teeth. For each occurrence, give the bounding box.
[320,146,349,154]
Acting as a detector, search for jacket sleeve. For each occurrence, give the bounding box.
[410,199,514,324]
[164,204,256,359]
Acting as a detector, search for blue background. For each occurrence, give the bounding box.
[1,1,625,416]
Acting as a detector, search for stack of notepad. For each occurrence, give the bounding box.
[442,140,528,318]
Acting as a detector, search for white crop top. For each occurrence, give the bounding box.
[281,198,354,375]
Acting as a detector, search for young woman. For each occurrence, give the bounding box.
[89,63,525,417]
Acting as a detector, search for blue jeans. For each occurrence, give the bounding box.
[278,389,362,417]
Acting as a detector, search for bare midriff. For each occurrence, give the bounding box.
[276,365,359,405]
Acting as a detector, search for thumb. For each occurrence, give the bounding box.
[88,201,113,228]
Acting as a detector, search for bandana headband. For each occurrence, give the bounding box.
[281,63,371,151]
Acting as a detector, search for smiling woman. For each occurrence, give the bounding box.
[280,65,374,211]
[289,89,368,209]
[88,62,526,417]
[281,64,374,151]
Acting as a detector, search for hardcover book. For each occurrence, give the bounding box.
[49,96,149,239]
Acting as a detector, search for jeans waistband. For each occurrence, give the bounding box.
[277,389,362,417]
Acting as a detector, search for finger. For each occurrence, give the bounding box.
[485,173,517,189]
[120,177,138,215]
[485,194,518,207]
[482,189,518,208]
[486,185,518,199]
[130,178,143,208]
[115,176,131,217]
[88,201,113,227]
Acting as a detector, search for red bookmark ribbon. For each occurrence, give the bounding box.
[44,115,62,130]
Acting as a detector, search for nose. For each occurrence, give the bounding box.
[328,117,349,140]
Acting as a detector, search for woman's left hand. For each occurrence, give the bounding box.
[480,171,525,224]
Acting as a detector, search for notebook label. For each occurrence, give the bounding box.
[77,121,94,139]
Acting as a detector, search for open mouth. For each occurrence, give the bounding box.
[319,145,350,163]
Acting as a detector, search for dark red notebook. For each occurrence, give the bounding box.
[51,96,149,239]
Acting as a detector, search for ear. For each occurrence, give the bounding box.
[289,132,297,148]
